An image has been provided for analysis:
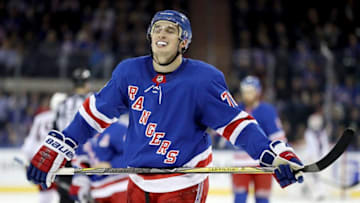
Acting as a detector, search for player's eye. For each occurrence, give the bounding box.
[153,25,162,34]
[165,27,177,34]
[152,25,178,35]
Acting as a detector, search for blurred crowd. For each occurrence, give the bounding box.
[0,0,187,78]
[0,0,360,149]
[0,90,51,146]
[230,0,360,147]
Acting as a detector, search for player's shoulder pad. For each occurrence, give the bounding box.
[113,56,150,76]
[186,58,225,81]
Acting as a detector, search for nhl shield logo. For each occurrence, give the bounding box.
[156,75,164,83]
[152,74,166,86]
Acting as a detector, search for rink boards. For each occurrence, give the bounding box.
[0,148,360,199]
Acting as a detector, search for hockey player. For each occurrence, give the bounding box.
[303,113,329,200]
[231,76,286,203]
[54,68,92,203]
[69,120,129,203]
[27,10,304,203]
[21,92,67,203]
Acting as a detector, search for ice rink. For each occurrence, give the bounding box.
[0,192,360,203]
[1,149,359,203]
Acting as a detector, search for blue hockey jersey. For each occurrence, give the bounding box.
[63,55,270,192]
[239,102,285,141]
[230,102,286,167]
[73,122,128,198]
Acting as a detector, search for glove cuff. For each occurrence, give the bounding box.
[269,140,294,155]
[43,130,77,161]
[260,140,294,167]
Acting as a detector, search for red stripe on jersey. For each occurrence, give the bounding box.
[222,115,255,140]
[138,153,213,180]
[138,172,183,180]
[91,177,129,190]
[195,153,212,167]
[83,97,111,129]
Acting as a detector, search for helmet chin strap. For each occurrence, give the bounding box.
[150,39,182,67]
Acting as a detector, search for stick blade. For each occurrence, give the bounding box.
[303,128,355,172]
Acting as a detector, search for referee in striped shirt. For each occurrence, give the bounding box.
[53,68,92,203]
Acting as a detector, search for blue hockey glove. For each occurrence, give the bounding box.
[27,130,77,189]
[260,140,304,188]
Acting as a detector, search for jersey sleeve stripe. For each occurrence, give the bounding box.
[227,119,258,144]
[82,97,111,130]
[79,106,104,132]
[216,111,258,145]
[89,95,118,124]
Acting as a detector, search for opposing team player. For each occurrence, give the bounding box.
[303,113,329,200]
[69,120,129,203]
[21,92,67,203]
[231,76,286,203]
[27,10,304,202]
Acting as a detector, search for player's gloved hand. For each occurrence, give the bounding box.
[69,175,91,203]
[26,130,77,189]
[260,140,304,188]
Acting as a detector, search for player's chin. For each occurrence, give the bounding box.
[153,46,171,54]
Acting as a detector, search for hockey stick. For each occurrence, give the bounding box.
[14,157,95,202]
[55,128,355,175]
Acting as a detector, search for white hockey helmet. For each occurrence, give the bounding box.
[50,92,67,111]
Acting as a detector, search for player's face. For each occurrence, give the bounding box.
[150,21,185,63]
[241,85,258,106]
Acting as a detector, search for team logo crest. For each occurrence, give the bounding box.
[152,74,167,86]
[156,75,164,83]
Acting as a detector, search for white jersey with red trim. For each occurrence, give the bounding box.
[22,110,55,160]
[63,55,271,192]
[304,128,329,162]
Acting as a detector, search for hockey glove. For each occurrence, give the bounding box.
[260,140,304,188]
[26,130,77,189]
[69,175,91,203]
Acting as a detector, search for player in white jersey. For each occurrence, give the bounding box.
[231,76,287,203]
[27,10,305,203]
[21,92,67,203]
[304,113,329,200]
